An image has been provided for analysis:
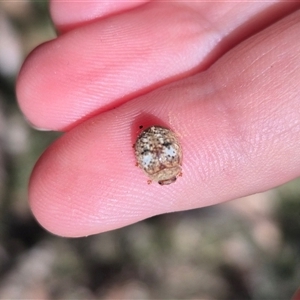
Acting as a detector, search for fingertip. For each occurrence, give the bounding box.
[16,41,62,130]
[17,3,215,131]
[28,113,174,237]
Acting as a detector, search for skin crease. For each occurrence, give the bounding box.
[49,0,149,33]
[17,0,300,251]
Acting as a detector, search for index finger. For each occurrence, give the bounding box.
[17,2,300,131]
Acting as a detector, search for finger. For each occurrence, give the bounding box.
[16,2,299,131]
[29,10,300,237]
[49,0,149,33]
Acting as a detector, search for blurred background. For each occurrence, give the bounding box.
[1,1,300,299]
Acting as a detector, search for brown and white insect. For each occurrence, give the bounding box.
[134,125,182,185]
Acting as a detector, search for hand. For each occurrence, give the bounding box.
[16,1,300,237]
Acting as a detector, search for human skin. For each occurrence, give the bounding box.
[16,1,300,238]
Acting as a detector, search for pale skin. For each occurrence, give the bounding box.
[17,0,300,247]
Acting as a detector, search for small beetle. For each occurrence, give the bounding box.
[134,125,182,185]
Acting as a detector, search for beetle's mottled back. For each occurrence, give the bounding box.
[134,126,182,185]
